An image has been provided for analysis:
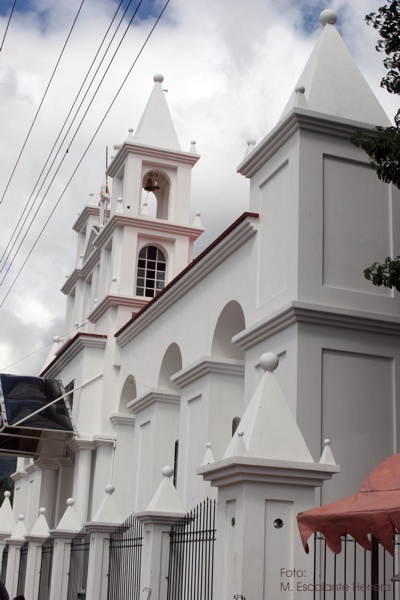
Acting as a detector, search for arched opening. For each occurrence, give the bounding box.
[211,301,246,360]
[158,343,183,391]
[136,245,167,298]
[119,375,137,414]
[141,170,170,220]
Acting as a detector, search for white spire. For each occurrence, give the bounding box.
[133,74,181,150]
[280,9,391,126]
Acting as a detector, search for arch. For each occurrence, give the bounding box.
[211,301,246,360]
[136,245,167,298]
[158,343,183,391]
[119,375,137,414]
[141,169,171,220]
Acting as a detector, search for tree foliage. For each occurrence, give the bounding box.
[351,2,400,290]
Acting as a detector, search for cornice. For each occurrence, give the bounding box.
[88,294,147,323]
[42,333,107,378]
[116,214,258,346]
[134,511,186,526]
[233,301,400,350]
[237,107,376,178]
[109,413,135,426]
[25,533,50,543]
[94,213,203,250]
[92,435,116,448]
[107,140,200,177]
[128,389,180,414]
[11,470,29,482]
[197,456,339,488]
[171,357,245,389]
[67,438,97,453]
[34,456,60,471]
[72,205,101,233]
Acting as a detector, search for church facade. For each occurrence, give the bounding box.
[5,8,400,599]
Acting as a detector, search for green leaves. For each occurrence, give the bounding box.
[351,127,400,188]
[364,256,400,291]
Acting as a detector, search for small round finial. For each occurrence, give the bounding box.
[195,211,201,216]
[73,322,79,328]
[89,193,94,197]
[191,140,196,145]
[320,9,337,26]
[259,352,279,372]
[295,85,305,94]
[154,73,164,83]
[238,431,244,438]
[18,514,24,522]
[324,439,331,446]
[53,336,60,343]
[206,442,212,449]
[247,138,256,146]
[112,276,117,282]
[39,507,46,515]
[162,465,174,478]
[66,498,75,507]
[105,484,115,495]
[4,491,10,499]
[113,144,121,151]
[117,197,123,203]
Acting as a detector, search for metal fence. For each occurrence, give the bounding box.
[67,529,90,600]
[1,545,8,582]
[37,537,54,600]
[313,533,400,599]
[167,498,216,600]
[107,513,143,600]
[16,541,28,597]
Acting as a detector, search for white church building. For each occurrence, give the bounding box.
[2,8,400,600]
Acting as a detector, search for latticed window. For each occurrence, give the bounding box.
[136,246,166,297]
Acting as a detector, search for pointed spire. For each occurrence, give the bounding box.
[10,514,26,540]
[280,9,391,126]
[146,466,185,513]
[91,485,122,524]
[30,507,50,536]
[133,74,181,151]
[0,491,16,535]
[200,442,215,466]
[224,353,314,462]
[319,438,337,465]
[56,498,81,532]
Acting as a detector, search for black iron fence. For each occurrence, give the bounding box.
[313,533,400,599]
[107,513,143,600]
[67,530,90,600]
[1,545,8,581]
[16,542,28,597]
[167,498,216,600]
[37,537,54,600]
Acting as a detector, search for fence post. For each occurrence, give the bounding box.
[48,498,82,600]
[0,491,15,576]
[135,466,185,600]
[84,484,122,600]
[23,507,50,600]
[4,514,26,598]
[197,353,340,600]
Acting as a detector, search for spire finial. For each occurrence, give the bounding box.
[153,73,164,83]
[320,9,337,26]
[259,352,279,373]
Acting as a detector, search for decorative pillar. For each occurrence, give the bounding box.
[24,507,50,600]
[198,353,340,600]
[135,466,185,600]
[49,498,82,600]
[0,491,16,574]
[84,485,123,600]
[5,514,27,598]
[68,439,96,523]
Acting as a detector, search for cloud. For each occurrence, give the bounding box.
[0,0,397,375]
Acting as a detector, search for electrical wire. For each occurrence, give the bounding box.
[0,0,131,272]
[0,0,86,207]
[0,0,171,306]
[0,0,17,54]
[0,0,142,281]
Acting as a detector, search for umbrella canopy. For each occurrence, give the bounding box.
[297,453,400,555]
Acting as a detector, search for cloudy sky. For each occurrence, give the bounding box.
[0,0,397,376]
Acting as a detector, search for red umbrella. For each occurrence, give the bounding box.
[297,453,400,556]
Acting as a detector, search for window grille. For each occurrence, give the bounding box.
[136,246,166,298]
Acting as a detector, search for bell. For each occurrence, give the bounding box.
[144,173,160,192]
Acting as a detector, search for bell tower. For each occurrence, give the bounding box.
[62,74,203,337]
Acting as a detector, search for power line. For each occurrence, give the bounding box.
[0,0,171,307]
[0,0,131,272]
[0,0,86,207]
[0,0,17,54]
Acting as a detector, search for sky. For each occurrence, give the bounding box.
[0,0,397,376]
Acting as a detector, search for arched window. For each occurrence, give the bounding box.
[136,245,166,297]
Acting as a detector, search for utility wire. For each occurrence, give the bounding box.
[0,0,16,54]
[0,0,142,280]
[0,0,171,306]
[0,0,86,207]
[0,0,130,272]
